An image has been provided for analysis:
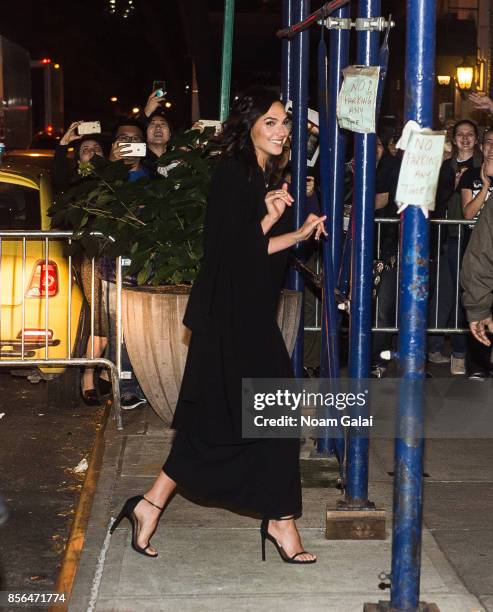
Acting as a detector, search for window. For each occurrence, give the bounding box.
[0,182,41,230]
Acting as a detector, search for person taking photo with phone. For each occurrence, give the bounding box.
[139,87,172,176]
[110,119,148,181]
[104,119,150,409]
[52,121,105,192]
[51,121,108,405]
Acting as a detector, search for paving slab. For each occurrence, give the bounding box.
[432,529,493,597]
[94,526,478,611]
[423,483,493,531]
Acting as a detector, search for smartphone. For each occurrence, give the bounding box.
[78,121,101,135]
[153,80,166,96]
[198,119,222,135]
[119,142,147,157]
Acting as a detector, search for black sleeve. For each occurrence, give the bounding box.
[52,144,73,194]
[388,157,401,210]
[435,161,455,214]
[202,158,268,257]
[183,158,268,330]
[458,167,476,192]
[375,156,393,194]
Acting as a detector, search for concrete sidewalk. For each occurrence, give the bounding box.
[69,405,489,612]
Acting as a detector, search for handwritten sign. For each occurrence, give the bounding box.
[395,130,445,215]
[336,66,380,133]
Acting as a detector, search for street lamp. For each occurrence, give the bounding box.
[437,75,451,86]
[456,59,474,91]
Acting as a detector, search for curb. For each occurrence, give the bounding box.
[50,402,111,611]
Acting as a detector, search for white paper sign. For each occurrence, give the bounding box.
[336,66,380,134]
[395,129,445,216]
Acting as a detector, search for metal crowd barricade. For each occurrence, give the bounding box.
[0,230,123,430]
[304,217,475,336]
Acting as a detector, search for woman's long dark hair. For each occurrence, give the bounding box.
[220,87,286,187]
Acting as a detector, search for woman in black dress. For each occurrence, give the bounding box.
[111,88,327,563]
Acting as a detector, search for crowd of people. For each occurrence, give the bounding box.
[368,93,493,380]
[52,89,173,409]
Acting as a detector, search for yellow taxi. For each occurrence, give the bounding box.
[0,161,85,402]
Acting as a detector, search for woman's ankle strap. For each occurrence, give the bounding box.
[143,495,163,511]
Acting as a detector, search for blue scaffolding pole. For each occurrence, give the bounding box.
[390,0,437,609]
[288,0,310,378]
[346,0,380,505]
[317,8,349,458]
[327,5,349,279]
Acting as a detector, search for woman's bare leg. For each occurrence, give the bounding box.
[81,336,108,392]
[132,471,177,554]
[267,518,316,562]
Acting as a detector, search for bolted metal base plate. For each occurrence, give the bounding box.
[363,601,440,611]
[326,504,386,540]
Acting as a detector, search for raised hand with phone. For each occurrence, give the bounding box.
[60,121,84,145]
[144,80,167,118]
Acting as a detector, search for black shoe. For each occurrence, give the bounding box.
[260,518,316,564]
[110,495,163,557]
[81,388,101,406]
[98,378,113,396]
[121,395,147,410]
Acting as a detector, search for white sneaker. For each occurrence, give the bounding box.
[428,352,450,364]
[121,395,147,410]
[450,356,466,376]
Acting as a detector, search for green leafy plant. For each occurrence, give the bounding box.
[49,128,216,285]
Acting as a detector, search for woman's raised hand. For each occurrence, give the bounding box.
[265,182,294,222]
[60,121,83,146]
[296,213,328,242]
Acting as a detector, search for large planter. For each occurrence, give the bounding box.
[122,285,302,425]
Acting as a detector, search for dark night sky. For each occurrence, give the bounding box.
[0,1,413,130]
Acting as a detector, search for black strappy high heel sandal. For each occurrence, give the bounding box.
[110,495,163,558]
[260,517,316,564]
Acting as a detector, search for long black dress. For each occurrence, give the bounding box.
[163,155,302,519]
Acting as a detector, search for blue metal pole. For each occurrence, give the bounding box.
[289,0,310,378]
[281,0,294,103]
[390,0,436,608]
[346,0,380,505]
[317,28,341,458]
[318,6,349,458]
[327,5,349,278]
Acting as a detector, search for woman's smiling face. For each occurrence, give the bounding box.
[453,123,478,156]
[250,101,291,167]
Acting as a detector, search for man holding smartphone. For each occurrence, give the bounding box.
[110,120,148,181]
[104,119,150,409]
